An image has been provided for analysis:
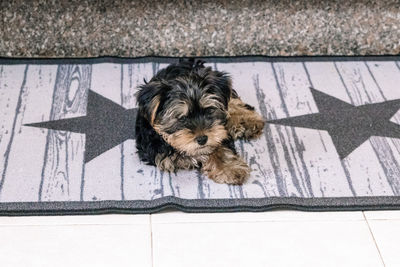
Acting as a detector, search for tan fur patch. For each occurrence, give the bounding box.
[201,146,250,185]
[155,152,205,172]
[167,124,228,156]
[149,95,161,125]
[154,121,228,157]
[175,154,204,169]
[226,97,265,140]
[155,153,176,172]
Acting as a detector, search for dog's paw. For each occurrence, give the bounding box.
[227,98,265,140]
[155,154,176,172]
[205,157,250,185]
[229,111,265,140]
[242,113,265,139]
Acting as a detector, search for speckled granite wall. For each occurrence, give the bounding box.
[1,0,399,57]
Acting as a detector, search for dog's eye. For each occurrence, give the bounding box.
[178,116,187,122]
[204,107,216,115]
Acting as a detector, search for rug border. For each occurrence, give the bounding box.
[1,196,400,216]
[1,54,400,215]
[0,54,399,65]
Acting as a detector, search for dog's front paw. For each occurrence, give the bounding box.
[242,113,265,139]
[155,154,176,172]
[227,98,265,140]
[228,112,265,140]
[203,157,250,185]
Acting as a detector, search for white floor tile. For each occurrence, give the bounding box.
[363,210,400,220]
[152,220,383,267]
[0,214,150,226]
[367,220,400,267]
[0,223,152,267]
[152,210,364,224]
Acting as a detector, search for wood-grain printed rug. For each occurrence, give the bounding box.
[1,56,400,215]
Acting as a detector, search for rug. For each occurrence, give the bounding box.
[1,56,400,215]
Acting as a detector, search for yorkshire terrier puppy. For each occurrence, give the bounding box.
[135,58,265,185]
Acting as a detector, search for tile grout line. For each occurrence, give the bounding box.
[362,211,386,267]
[150,215,155,267]
[150,218,366,224]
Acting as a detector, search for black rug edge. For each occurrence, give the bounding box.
[1,196,400,216]
[0,54,399,65]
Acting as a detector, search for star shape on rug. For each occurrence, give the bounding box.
[267,88,400,159]
[25,90,138,163]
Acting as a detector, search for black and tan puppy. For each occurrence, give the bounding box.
[135,58,264,185]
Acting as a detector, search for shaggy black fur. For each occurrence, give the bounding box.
[135,114,175,166]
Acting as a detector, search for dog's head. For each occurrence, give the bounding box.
[136,64,232,156]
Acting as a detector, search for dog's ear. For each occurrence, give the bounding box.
[136,81,170,125]
[210,71,233,109]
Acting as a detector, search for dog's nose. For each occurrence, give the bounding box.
[196,135,208,145]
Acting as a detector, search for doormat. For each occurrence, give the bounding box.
[1,56,400,215]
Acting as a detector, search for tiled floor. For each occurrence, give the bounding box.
[1,210,399,267]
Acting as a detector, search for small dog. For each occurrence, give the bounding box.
[135,58,265,185]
